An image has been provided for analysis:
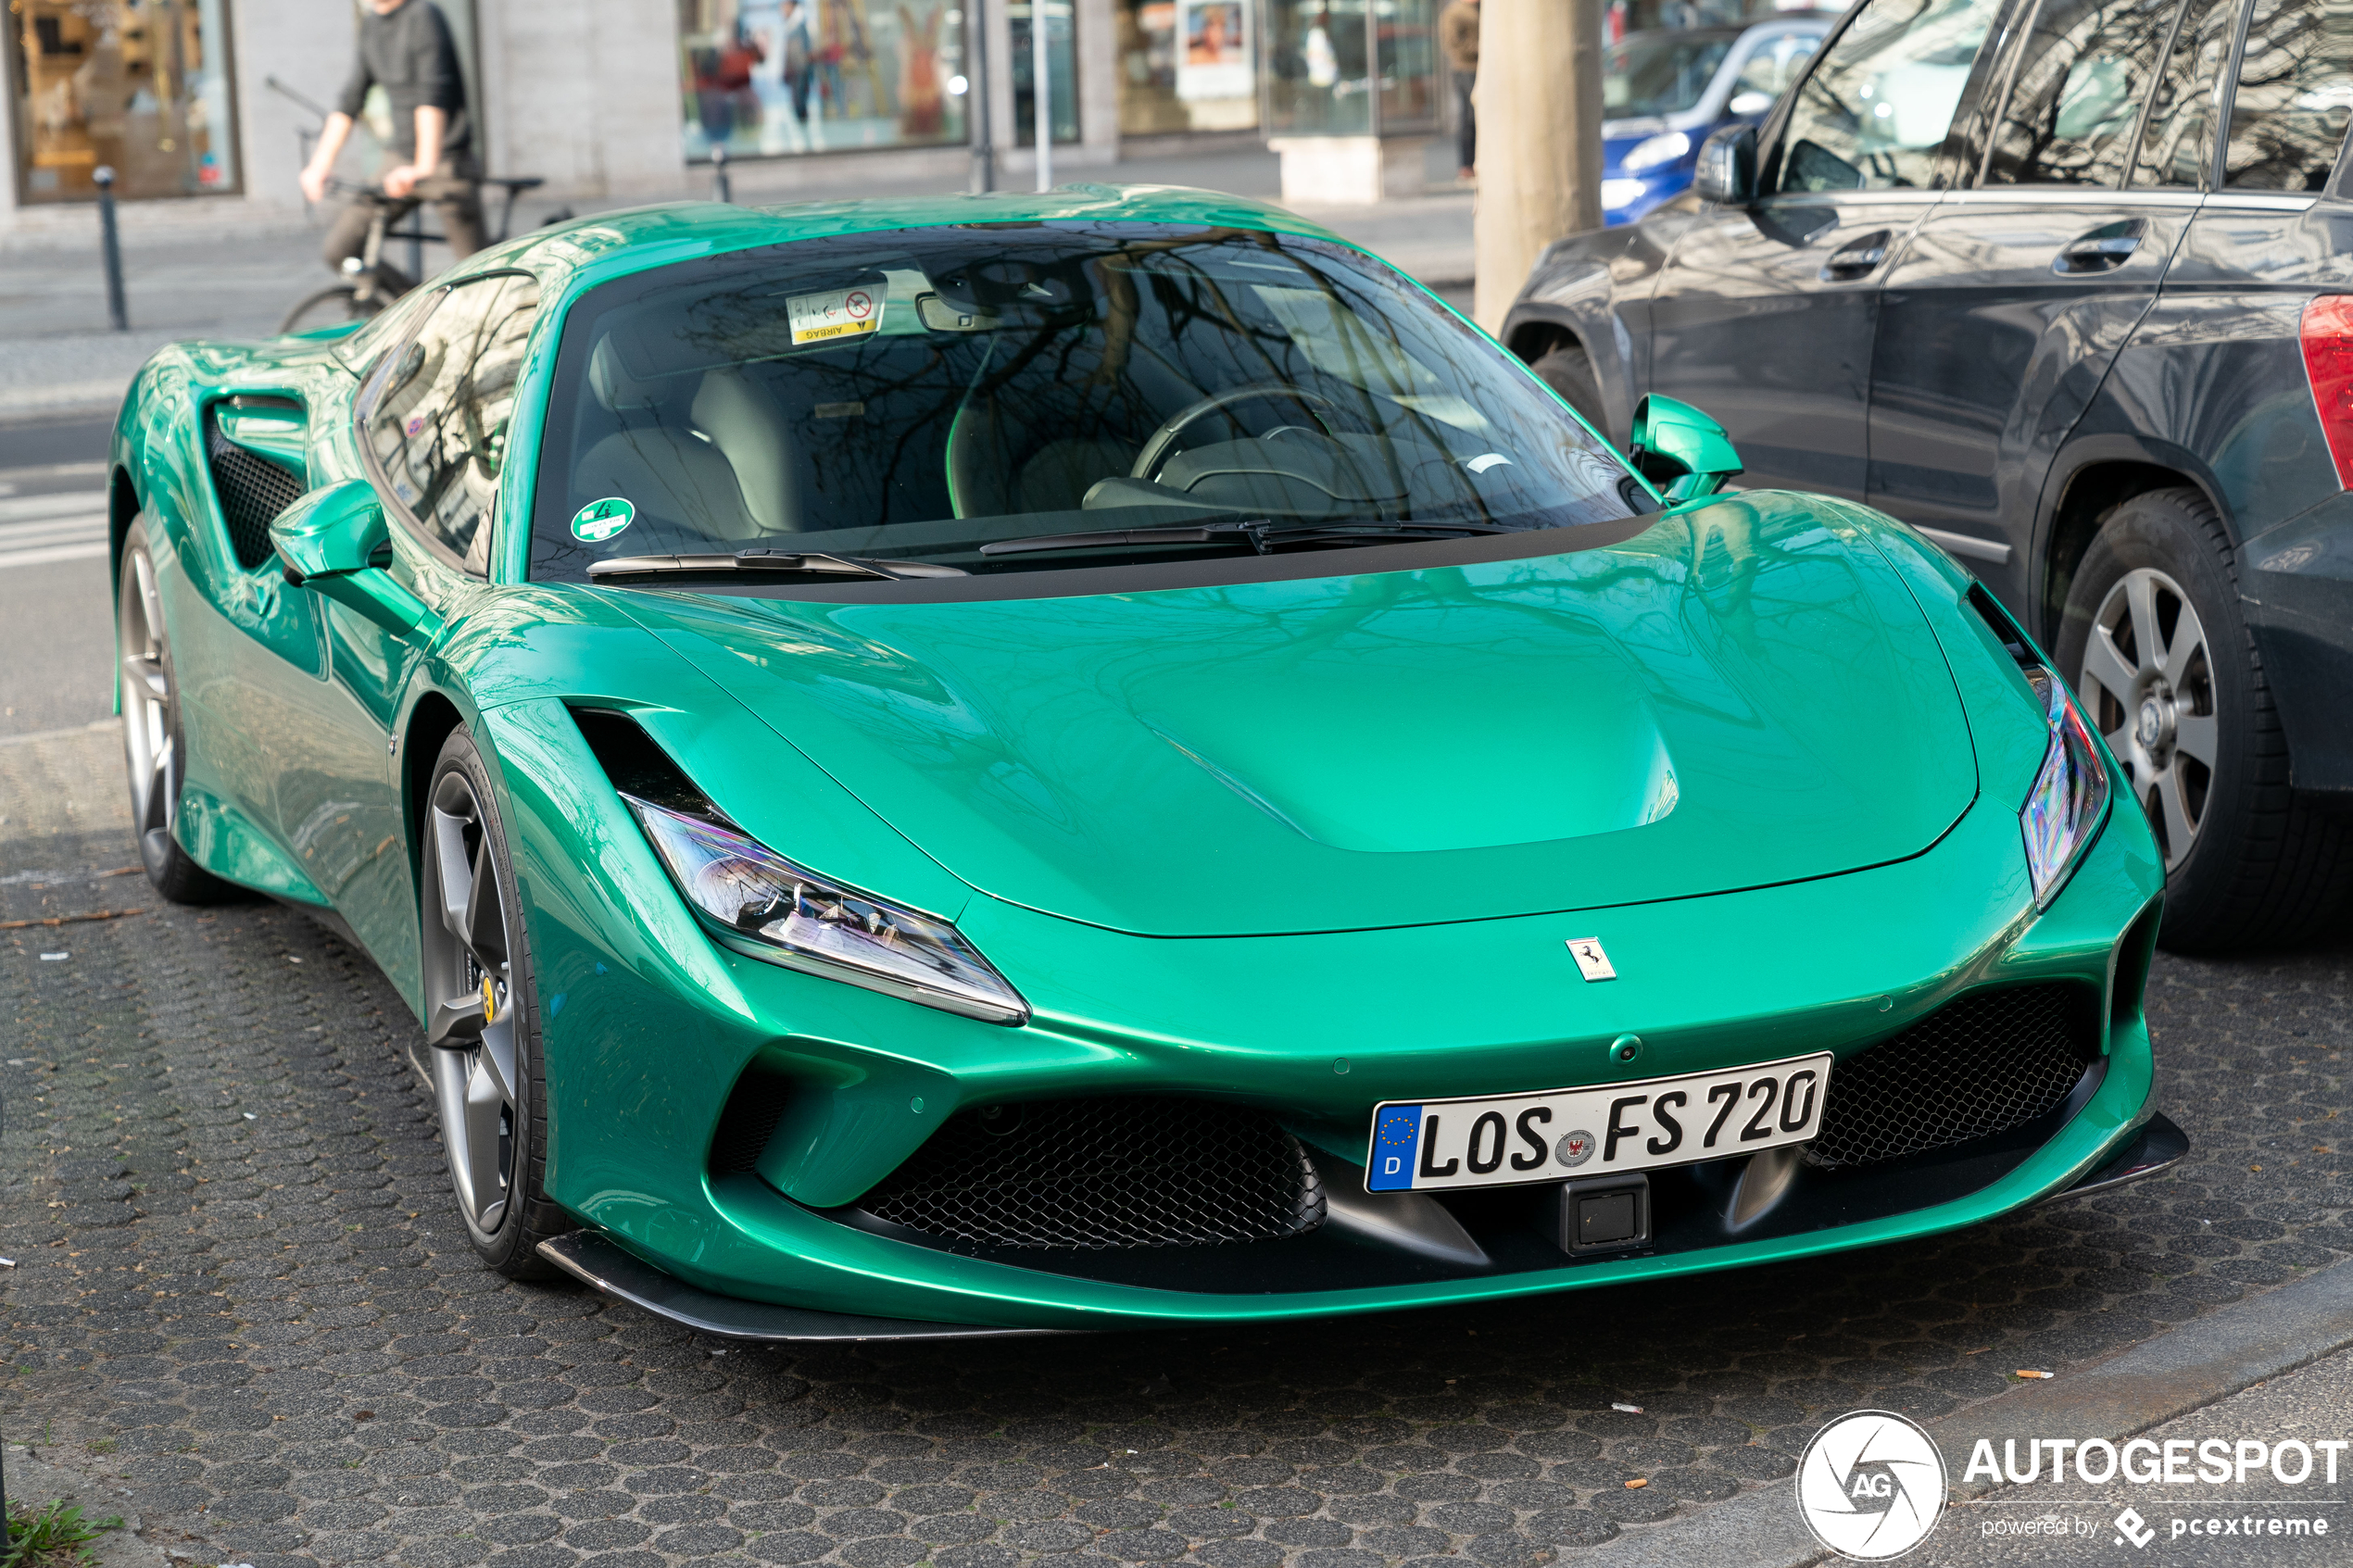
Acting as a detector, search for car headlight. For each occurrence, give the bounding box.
[2020,667,2111,909]
[1622,131,1692,172]
[1601,178,1649,210]
[627,796,1030,1024]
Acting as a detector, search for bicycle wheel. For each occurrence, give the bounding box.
[279,284,374,336]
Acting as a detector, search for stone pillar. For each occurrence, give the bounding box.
[1266,136,1428,207]
[481,0,690,205]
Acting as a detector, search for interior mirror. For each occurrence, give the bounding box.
[1729,89,1774,117]
[1628,395,1744,503]
[269,479,443,638]
[1695,124,1758,206]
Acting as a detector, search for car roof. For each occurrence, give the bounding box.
[485,184,1357,295]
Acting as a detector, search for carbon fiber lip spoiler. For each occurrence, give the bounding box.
[535,1232,1080,1343]
[2047,1111,2191,1203]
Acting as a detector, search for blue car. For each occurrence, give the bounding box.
[1603,16,1833,225]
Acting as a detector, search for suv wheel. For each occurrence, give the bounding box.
[1529,340,1609,440]
[2057,486,2351,951]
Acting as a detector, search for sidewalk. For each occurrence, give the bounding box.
[0,143,1474,427]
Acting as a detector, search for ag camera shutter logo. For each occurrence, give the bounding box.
[1796,1411,1947,1560]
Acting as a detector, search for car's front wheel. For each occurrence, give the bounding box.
[419,729,571,1276]
[2058,486,2351,950]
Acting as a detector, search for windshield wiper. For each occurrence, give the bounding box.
[588,549,968,582]
[978,520,1511,558]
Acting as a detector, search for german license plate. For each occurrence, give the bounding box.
[1365,1052,1834,1192]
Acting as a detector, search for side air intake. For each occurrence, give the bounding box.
[204,402,307,571]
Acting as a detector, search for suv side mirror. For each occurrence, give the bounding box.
[1629,395,1744,502]
[1695,124,1758,206]
[269,478,444,638]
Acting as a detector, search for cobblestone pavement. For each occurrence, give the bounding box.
[3,726,2347,1568]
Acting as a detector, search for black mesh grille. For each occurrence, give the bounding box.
[1809,985,2095,1170]
[858,1098,1327,1250]
[206,414,306,570]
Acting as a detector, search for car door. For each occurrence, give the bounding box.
[298,271,543,972]
[1866,0,2208,602]
[2097,0,2353,781]
[1646,0,2017,501]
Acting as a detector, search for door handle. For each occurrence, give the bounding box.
[2053,221,2145,274]
[1819,230,1892,282]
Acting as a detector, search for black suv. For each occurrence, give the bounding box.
[1503,0,2353,950]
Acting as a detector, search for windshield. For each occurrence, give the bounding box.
[1605,32,1736,119]
[528,223,1639,584]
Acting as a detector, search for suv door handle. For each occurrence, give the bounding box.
[2053,221,2145,274]
[1820,230,1892,282]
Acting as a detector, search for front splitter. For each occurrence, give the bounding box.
[535,1232,1084,1342]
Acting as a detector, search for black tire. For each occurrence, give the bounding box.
[419,728,571,1277]
[1529,340,1610,440]
[117,521,240,905]
[279,284,371,336]
[2057,486,2352,951]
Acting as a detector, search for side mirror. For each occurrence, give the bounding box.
[1629,395,1743,503]
[1695,123,1758,207]
[269,479,444,639]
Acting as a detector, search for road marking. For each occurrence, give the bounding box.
[0,541,108,568]
[0,461,108,495]
[0,492,107,525]
[0,515,107,547]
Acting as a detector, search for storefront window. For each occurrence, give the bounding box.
[678,0,966,159]
[1011,0,1077,144]
[8,0,240,204]
[1118,0,1258,134]
[1266,0,1435,135]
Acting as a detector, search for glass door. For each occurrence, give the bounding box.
[1012,0,1079,144]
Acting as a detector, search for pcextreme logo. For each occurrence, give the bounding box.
[1797,1411,1949,1560]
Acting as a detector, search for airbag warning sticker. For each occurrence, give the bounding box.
[788,286,882,345]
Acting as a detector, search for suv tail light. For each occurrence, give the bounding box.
[2298,295,2353,488]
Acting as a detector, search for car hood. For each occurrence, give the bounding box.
[615,495,1978,937]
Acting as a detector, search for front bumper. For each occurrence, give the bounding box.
[482,696,2168,1333]
[538,1110,2192,1343]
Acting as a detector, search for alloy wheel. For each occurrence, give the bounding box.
[421,767,522,1244]
[118,547,183,878]
[2075,566,2217,871]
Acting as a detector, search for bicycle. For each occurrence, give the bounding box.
[279,173,553,335]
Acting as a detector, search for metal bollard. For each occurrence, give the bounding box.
[712,146,733,205]
[94,166,129,332]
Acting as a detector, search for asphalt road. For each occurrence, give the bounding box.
[0,416,117,740]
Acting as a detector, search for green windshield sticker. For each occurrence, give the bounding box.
[572,496,635,543]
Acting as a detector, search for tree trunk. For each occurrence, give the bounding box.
[1472,0,1604,336]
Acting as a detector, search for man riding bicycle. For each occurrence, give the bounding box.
[297,0,481,293]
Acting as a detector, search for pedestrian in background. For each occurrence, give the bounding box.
[297,0,482,290]
[1440,0,1479,184]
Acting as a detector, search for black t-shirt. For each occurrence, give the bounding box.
[336,0,472,160]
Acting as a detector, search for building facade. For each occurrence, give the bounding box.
[6,0,1444,243]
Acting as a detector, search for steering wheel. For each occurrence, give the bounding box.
[1130,383,1342,483]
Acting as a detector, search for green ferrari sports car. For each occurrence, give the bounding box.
[107,185,2183,1337]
